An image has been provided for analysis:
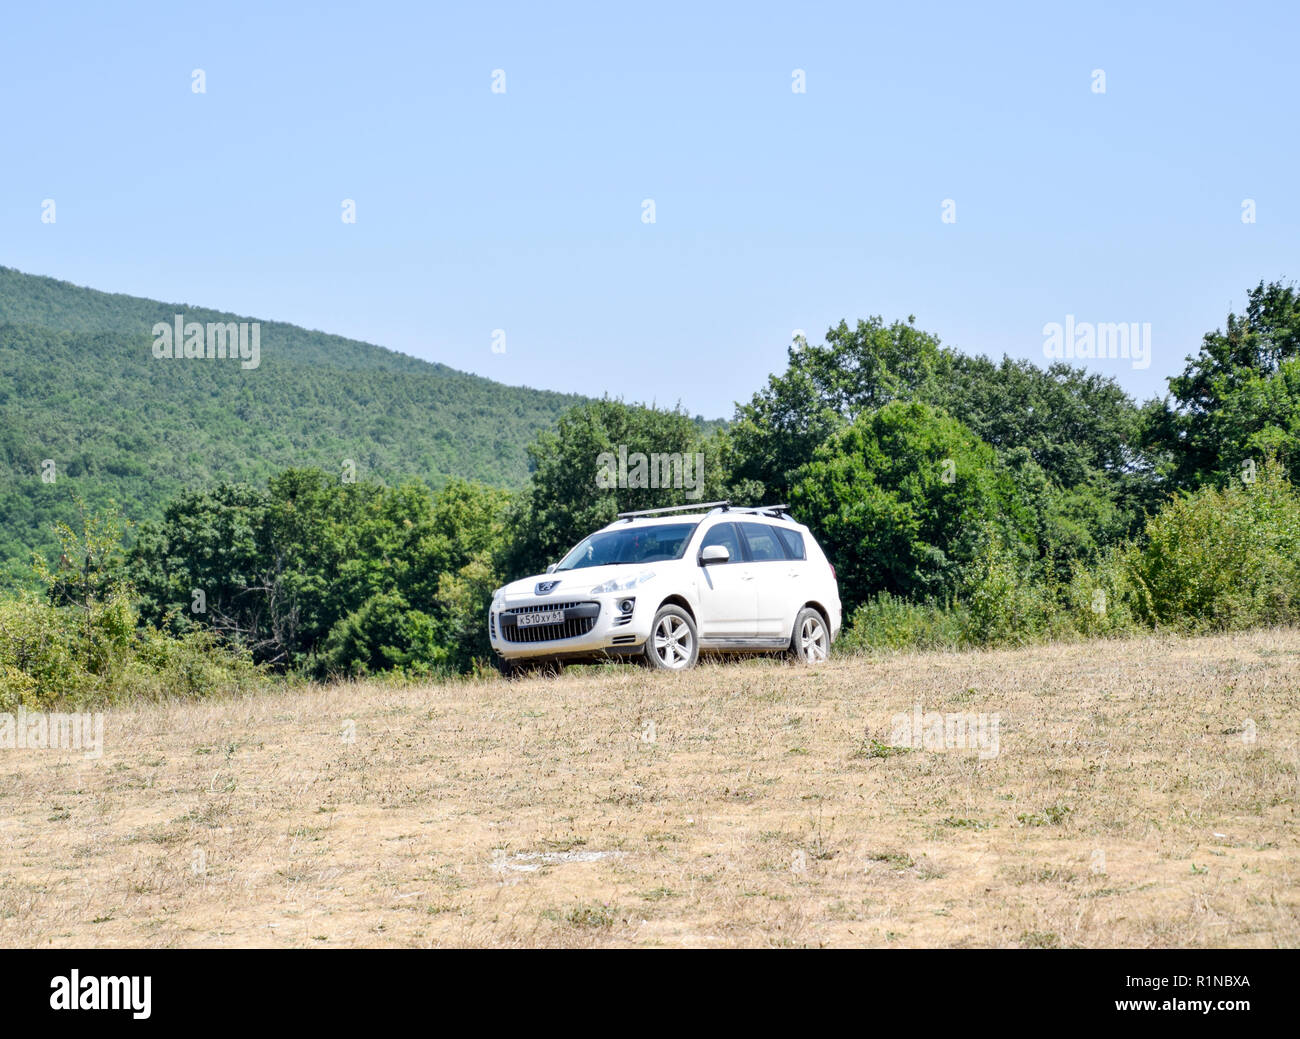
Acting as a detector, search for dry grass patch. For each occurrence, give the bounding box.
[1,629,1298,947]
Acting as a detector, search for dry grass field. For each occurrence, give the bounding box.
[2,629,1298,948]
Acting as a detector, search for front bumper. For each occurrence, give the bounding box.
[488,596,651,660]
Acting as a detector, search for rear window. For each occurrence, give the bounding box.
[738,522,786,561]
[774,526,805,560]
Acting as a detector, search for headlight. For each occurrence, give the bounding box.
[589,570,655,595]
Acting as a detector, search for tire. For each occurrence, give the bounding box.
[790,607,830,664]
[495,656,522,679]
[642,605,699,671]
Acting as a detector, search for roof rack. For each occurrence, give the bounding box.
[614,501,793,522]
[724,503,791,518]
[617,501,730,521]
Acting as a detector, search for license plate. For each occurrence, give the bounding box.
[517,609,564,627]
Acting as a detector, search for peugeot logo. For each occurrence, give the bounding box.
[535,580,560,595]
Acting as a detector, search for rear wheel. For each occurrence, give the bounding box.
[642,605,699,671]
[790,607,830,664]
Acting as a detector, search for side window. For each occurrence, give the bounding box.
[739,522,785,562]
[700,522,743,563]
[774,526,805,560]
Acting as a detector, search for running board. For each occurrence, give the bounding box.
[698,636,790,650]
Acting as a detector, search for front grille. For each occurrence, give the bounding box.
[499,600,600,644]
[503,617,596,643]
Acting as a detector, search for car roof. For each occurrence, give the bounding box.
[599,514,708,531]
[600,511,803,532]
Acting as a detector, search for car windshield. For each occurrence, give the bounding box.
[555,523,697,570]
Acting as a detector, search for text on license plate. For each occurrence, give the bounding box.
[517,609,564,627]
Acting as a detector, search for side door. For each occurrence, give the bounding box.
[773,524,812,635]
[737,522,797,637]
[693,521,758,638]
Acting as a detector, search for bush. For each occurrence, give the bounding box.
[1060,555,1142,638]
[0,502,267,709]
[0,593,84,706]
[1122,458,1300,632]
[839,592,965,652]
[316,591,447,679]
[838,461,1300,653]
[839,539,1147,652]
[958,539,1053,647]
[126,625,266,702]
[0,589,264,710]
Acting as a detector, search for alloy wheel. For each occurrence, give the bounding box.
[653,614,693,668]
[799,614,828,662]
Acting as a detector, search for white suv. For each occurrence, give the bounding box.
[488,502,841,673]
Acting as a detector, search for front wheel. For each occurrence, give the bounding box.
[642,605,699,671]
[790,607,830,664]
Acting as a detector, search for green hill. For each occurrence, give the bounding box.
[0,266,587,579]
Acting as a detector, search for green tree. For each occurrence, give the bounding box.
[935,355,1144,489]
[729,317,1152,546]
[506,400,727,577]
[129,469,511,674]
[318,591,442,677]
[730,317,946,503]
[1148,281,1300,488]
[790,401,1034,610]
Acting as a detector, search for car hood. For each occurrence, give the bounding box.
[495,565,661,602]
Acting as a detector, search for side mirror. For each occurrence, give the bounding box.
[545,563,558,573]
[700,544,730,565]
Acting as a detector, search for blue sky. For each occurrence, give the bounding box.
[2,0,1296,418]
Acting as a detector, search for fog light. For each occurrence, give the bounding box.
[617,598,635,615]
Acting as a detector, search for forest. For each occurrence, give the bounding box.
[2,270,1298,706]
[0,265,589,583]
